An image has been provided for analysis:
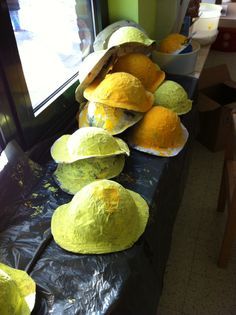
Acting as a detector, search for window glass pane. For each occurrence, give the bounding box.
[0,151,8,172]
[6,0,94,110]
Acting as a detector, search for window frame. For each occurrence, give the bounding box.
[0,0,108,151]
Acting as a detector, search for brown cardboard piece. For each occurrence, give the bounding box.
[198,64,236,111]
[197,64,236,151]
[219,3,236,28]
[198,64,231,90]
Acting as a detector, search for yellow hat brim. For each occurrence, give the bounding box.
[51,187,149,254]
[50,133,129,164]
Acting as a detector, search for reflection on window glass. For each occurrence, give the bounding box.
[0,151,8,172]
[6,0,94,110]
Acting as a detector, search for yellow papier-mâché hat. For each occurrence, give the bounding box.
[78,101,143,135]
[54,155,125,195]
[0,263,36,315]
[50,127,130,163]
[154,80,192,115]
[51,179,149,254]
[107,26,155,48]
[128,106,189,157]
[111,53,165,93]
[84,72,154,113]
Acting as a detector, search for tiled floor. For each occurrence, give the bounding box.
[204,50,236,81]
[157,140,236,315]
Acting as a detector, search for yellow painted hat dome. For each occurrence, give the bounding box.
[51,179,149,254]
[53,155,125,195]
[84,72,154,112]
[154,80,192,115]
[128,106,188,157]
[111,53,165,93]
[78,101,143,135]
[107,26,155,48]
[50,127,130,163]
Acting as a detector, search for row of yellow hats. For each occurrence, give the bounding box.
[75,26,192,148]
[0,25,194,315]
[50,127,149,254]
[49,25,193,257]
[77,49,190,157]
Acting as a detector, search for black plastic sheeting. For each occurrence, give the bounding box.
[0,76,198,315]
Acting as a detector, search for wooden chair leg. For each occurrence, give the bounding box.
[218,198,236,268]
[217,169,226,212]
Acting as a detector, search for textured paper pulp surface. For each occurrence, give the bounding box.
[0,263,36,313]
[0,75,197,315]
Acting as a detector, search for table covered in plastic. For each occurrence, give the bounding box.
[0,75,198,315]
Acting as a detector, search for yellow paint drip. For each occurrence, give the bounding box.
[30,206,43,218]
[102,188,120,213]
[43,183,58,192]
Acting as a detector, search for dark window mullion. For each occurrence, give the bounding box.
[0,63,25,148]
[91,0,109,35]
[0,0,34,148]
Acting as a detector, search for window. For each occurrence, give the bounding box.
[0,0,108,150]
[7,0,94,110]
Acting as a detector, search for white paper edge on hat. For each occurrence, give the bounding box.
[130,123,189,157]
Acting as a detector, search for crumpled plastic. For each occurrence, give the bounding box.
[0,147,188,314]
